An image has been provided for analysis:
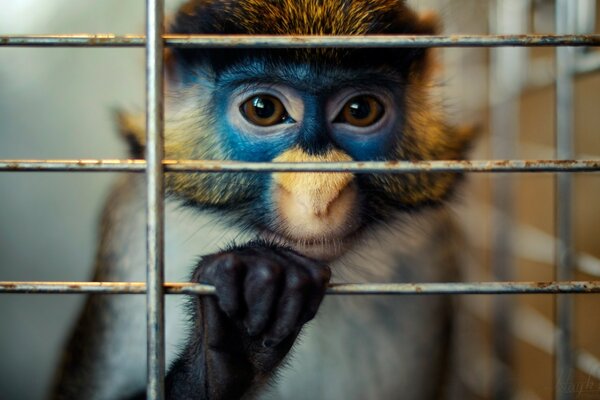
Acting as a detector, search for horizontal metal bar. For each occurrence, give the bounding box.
[1,281,599,295]
[1,34,599,48]
[0,159,599,173]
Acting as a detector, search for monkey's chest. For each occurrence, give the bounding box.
[261,295,450,400]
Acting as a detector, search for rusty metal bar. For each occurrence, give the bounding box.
[1,281,599,295]
[0,159,599,173]
[1,34,599,48]
[489,1,528,397]
[555,1,576,399]
[145,0,165,397]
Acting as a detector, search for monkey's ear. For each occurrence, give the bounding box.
[163,13,178,83]
[164,48,179,84]
[114,110,146,158]
[415,10,441,35]
[454,123,481,156]
[408,11,442,81]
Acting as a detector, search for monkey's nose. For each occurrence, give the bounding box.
[270,146,357,238]
[279,185,339,218]
[271,147,354,213]
[273,181,358,239]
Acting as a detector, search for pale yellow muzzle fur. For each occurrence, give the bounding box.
[272,147,354,216]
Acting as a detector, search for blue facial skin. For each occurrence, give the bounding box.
[210,60,406,162]
[213,89,296,161]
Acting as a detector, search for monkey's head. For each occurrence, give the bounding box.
[120,0,475,261]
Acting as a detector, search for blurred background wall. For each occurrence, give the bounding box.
[0,1,152,398]
[0,1,598,399]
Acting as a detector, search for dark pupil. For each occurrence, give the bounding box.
[252,96,275,119]
[348,99,371,119]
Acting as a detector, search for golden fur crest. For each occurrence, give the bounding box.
[178,0,413,35]
[233,0,398,35]
[172,0,435,63]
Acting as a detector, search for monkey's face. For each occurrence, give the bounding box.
[132,0,476,261]
[208,62,400,260]
[159,57,472,261]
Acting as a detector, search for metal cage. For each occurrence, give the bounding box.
[0,1,599,399]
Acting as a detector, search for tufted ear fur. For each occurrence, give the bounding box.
[408,10,442,81]
[114,110,145,158]
[454,123,480,158]
[417,10,442,35]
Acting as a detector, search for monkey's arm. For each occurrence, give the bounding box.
[165,244,331,400]
[51,176,151,400]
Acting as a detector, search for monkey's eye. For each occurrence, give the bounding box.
[335,95,384,127]
[240,95,291,127]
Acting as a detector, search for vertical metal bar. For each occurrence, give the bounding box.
[555,1,575,399]
[489,1,529,398]
[145,0,165,398]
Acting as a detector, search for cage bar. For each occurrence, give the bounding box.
[555,1,577,399]
[0,281,599,295]
[489,1,529,397]
[1,34,599,48]
[145,0,165,398]
[0,159,599,173]
[0,4,598,399]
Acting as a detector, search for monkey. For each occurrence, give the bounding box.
[51,0,477,399]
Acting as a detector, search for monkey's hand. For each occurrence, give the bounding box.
[165,243,331,400]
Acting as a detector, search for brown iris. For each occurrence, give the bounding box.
[337,95,384,127]
[240,95,288,126]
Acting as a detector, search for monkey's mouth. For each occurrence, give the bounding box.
[259,228,358,262]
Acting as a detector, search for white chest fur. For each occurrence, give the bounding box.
[95,176,458,400]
